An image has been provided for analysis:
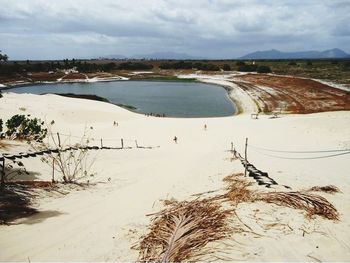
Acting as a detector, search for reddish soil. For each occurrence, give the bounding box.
[234,74,350,114]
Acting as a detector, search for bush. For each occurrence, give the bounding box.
[288,61,297,66]
[306,61,313,66]
[342,61,350,71]
[222,64,231,71]
[257,65,272,73]
[5,114,47,141]
[0,119,3,133]
[159,61,220,71]
[237,64,258,72]
[117,62,153,70]
[236,61,246,66]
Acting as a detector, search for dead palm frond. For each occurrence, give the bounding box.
[307,185,341,194]
[138,199,232,262]
[258,191,339,220]
[222,173,254,204]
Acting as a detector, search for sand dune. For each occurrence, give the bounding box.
[0,79,350,261]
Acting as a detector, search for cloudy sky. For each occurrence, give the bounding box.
[0,0,349,60]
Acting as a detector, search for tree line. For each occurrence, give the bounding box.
[0,55,154,76]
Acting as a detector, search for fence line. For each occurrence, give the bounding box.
[230,146,282,188]
[249,144,350,154]
[250,147,350,160]
[47,132,137,143]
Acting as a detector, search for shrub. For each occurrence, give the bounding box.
[34,130,96,183]
[0,118,3,133]
[236,61,246,66]
[5,114,47,141]
[342,61,350,71]
[257,65,272,73]
[237,64,258,72]
[0,91,3,98]
[288,61,297,66]
[222,64,231,71]
[306,61,313,66]
[117,62,153,70]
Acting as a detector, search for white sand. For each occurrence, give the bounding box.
[0,85,350,261]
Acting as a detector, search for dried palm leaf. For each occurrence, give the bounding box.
[222,173,254,205]
[258,191,339,220]
[138,199,232,262]
[307,185,340,194]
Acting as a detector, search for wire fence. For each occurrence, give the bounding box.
[249,144,350,160]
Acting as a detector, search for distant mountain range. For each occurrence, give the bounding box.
[99,48,350,60]
[99,52,200,60]
[239,48,350,59]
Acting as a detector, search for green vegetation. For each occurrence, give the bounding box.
[116,103,137,110]
[257,65,272,73]
[118,62,153,70]
[222,64,231,71]
[0,51,8,62]
[0,59,153,76]
[159,61,220,71]
[51,93,110,103]
[237,63,258,72]
[0,119,3,133]
[4,114,47,141]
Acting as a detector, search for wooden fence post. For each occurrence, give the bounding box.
[100,138,103,148]
[57,132,61,147]
[52,159,55,183]
[135,140,139,148]
[244,138,248,176]
[1,158,5,188]
[121,139,124,149]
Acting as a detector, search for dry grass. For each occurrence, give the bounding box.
[222,173,254,204]
[258,191,339,220]
[138,198,232,262]
[307,185,341,194]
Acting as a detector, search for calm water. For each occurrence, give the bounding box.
[7,81,236,117]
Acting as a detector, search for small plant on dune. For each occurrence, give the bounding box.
[32,125,97,184]
[0,159,30,188]
[5,114,47,142]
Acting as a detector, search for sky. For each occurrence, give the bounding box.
[0,0,349,60]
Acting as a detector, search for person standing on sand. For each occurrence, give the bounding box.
[173,136,178,143]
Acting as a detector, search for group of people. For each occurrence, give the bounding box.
[145,113,166,117]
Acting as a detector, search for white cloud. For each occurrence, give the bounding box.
[0,0,349,59]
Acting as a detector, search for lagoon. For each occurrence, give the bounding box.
[6,81,236,118]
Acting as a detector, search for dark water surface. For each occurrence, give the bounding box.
[6,81,236,117]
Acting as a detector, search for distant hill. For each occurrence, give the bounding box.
[239,48,350,59]
[98,54,127,60]
[131,51,200,60]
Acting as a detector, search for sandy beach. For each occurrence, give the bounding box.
[0,75,350,261]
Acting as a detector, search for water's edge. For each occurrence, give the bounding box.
[1,79,238,118]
